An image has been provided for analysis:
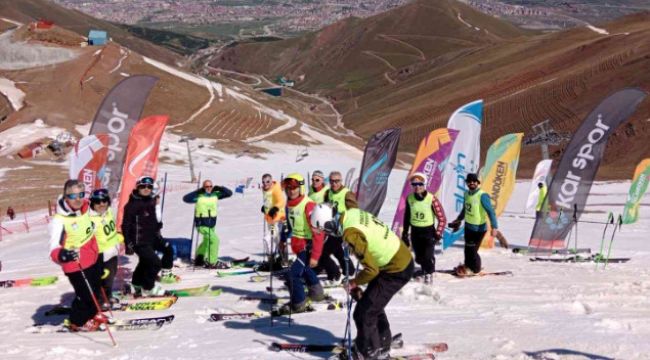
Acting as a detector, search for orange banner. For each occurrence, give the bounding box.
[116,115,169,229]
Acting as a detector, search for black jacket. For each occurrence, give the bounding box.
[122,192,162,248]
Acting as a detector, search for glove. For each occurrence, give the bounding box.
[126,242,135,255]
[351,287,363,302]
[401,233,410,247]
[268,206,279,219]
[448,220,461,231]
[260,205,266,214]
[58,249,79,263]
[433,231,441,243]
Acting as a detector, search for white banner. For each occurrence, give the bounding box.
[440,99,483,249]
[525,159,553,212]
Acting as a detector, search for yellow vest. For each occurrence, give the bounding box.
[90,208,123,253]
[342,209,400,268]
[465,190,488,226]
[407,193,435,227]
[287,196,313,239]
[309,185,329,204]
[55,213,94,250]
[328,188,349,214]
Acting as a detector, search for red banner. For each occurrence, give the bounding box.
[116,115,169,229]
[69,134,109,193]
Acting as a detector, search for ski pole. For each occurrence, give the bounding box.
[343,243,353,360]
[269,223,275,328]
[99,286,115,319]
[77,262,117,347]
[160,172,168,220]
[191,172,201,270]
[596,212,614,269]
[572,204,579,256]
[604,215,623,269]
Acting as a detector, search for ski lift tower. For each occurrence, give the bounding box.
[523,119,568,160]
[179,134,197,182]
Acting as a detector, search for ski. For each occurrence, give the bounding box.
[116,285,219,299]
[266,283,342,292]
[530,255,630,263]
[272,333,405,353]
[216,269,257,277]
[512,247,591,255]
[45,297,177,315]
[437,270,513,278]
[30,315,174,333]
[0,275,58,288]
[270,300,342,317]
[210,312,264,321]
[241,294,338,305]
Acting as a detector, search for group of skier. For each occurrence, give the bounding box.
[49,169,501,359]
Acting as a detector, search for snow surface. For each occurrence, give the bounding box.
[0,77,26,111]
[0,135,649,360]
[587,25,610,35]
[0,30,79,70]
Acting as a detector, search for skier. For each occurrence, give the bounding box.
[6,206,15,220]
[308,170,329,204]
[536,181,548,218]
[183,179,233,269]
[401,172,446,284]
[318,171,356,285]
[49,179,107,331]
[275,173,326,314]
[258,173,287,270]
[310,204,414,360]
[448,173,499,276]
[123,176,175,296]
[88,188,124,307]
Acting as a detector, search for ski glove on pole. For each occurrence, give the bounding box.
[58,249,79,263]
[267,207,279,219]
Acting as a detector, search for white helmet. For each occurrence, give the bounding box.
[409,172,427,184]
[310,203,340,235]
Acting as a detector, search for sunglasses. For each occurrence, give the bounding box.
[330,179,342,184]
[95,199,109,204]
[411,182,425,187]
[204,185,213,189]
[138,184,154,190]
[312,178,322,182]
[66,192,85,200]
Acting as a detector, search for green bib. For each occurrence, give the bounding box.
[56,213,94,250]
[465,190,487,226]
[195,193,218,218]
[328,188,349,214]
[90,208,121,253]
[263,188,273,212]
[342,208,400,268]
[407,193,435,227]
[309,185,329,204]
[536,185,547,211]
[288,196,313,239]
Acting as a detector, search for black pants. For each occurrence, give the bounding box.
[464,229,486,273]
[102,256,118,299]
[316,235,355,281]
[411,226,436,274]
[132,237,173,290]
[66,257,103,326]
[353,260,414,356]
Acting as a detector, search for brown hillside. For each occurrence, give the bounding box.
[213,0,530,98]
[0,0,180,64]
[211,0,650,179]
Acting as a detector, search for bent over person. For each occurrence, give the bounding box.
[311,204,413,360]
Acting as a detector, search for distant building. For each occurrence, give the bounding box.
[30,20,54,31]
[88,30,108,46]
[276,76,295,87]
[261,87,283,97]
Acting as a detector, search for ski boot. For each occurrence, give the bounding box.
[423,273,433,285]
[141,284,166,297]
[159,269,180,284]
[194,255,205,267]
[307,283,326,302]
[273,300,312,316]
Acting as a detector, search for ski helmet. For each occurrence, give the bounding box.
[90,188,111,206]
[282,173,305,194]
[409,172,427,184]
[310,203,340,235]
[136,176,155,187]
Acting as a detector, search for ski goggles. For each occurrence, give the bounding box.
[411,182,425,187]
[138,184,154,190]
[90,188,110,202]
[282,178,303,190]
[65,192,85,200]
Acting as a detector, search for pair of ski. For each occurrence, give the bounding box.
[31,315,175,333]
[530,254,630,263]
[45,296,178,315]
[437,270,513,278]
[210,299,342,321]
[0,275,58,288]
[271,333,445,359]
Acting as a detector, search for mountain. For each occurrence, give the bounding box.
[211,0,650,179]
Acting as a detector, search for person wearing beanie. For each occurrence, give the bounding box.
[448,173,498,276]
[401,172,446,284]
[308,170,329,204]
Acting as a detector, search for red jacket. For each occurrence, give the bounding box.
[49,196,100,274]
[287,195,324,262]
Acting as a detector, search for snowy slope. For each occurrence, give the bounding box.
[0,135,649,360]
